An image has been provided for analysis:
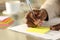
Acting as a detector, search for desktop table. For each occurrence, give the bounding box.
[0,28,48,40]
[0,29,27,40]
[0,17,60,40]
[8,24,60,40]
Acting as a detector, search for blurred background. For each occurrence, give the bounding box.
[0,0,46,13]
[0,0,46,26]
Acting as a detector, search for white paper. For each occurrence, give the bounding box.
[46,18,60,26]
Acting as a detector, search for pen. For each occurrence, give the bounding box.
[26,0,35,17]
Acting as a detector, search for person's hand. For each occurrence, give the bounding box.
[50,24,60,31]
[26,9,48,27]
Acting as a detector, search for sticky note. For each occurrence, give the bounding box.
[26,27,50,34]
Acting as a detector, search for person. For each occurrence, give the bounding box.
[26,0,60,31]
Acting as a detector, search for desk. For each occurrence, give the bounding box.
[0,18,60,40]
[0,29,27,40]
[8,24,60,40]
[0,29,48,40]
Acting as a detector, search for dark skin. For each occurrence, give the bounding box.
[26,9,47,27]
[26,9,60,31]
[50,24,60,31]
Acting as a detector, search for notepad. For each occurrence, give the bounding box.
[0,16,14,29]
[27,27,50,34]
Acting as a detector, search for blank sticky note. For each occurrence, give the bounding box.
[26,27,50,34]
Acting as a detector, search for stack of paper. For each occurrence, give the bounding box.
[0,16,14,29]
[27,27,50,34]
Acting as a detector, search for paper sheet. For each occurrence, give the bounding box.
[27,27,50,34]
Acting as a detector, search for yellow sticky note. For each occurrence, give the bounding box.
[27,27,50,34]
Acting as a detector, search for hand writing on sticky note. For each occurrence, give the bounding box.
[26,9,48,27]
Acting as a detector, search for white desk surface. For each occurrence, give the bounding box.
[0,29,27,40]
[8,24,60,40]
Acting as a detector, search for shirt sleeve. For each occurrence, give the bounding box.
[40,2,57,20]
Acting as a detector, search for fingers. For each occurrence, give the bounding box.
[26,10,41,27]
[26,11,36,27]
[26,9,46,27]
[26,9,48,27]
[26,11,36,22]
[37,9,48,20]
[26,20,37,27]
[50,24,60,31]
[26,10,40,22]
